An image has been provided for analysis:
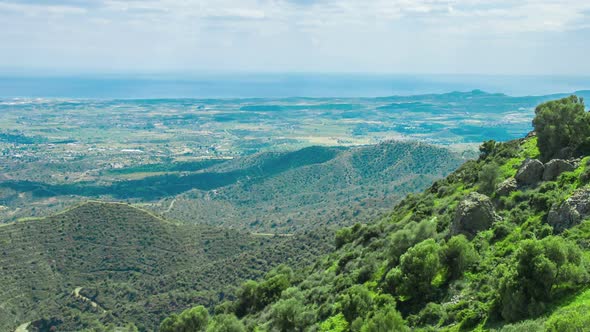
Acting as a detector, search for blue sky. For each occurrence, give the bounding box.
[1,0,590,75]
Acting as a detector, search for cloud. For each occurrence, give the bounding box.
[0,1,87,15]
[1,0,590,74]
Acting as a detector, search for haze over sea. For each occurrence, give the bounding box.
[2,73,590,99]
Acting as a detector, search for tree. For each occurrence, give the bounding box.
[338,285,374,323]
[269,298,314,331]
[234,280,259,317]
[478,163,499,195]
[532,95,590,161]
[360,307,409,332]
[206,314,245,332]
[160,305,209,332]
[479,140,497,159]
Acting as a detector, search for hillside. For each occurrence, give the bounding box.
[153,141,467,232]
[0,141,466,233]
[160,96,590,331]
[0,202,333,331]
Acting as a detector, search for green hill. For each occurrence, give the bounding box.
[159,96,590,331]
[155,141,467,232]
[0,141,466,233]
[0,202,333,331]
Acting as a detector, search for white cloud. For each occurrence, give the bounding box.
[0,0,589,74]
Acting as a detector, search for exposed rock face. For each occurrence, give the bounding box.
[515,159,544,185]
[548,188,590,233]
[452,192,500,238]
[496,178,517,196]
[542,159,575,181]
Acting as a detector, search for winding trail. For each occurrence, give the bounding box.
[14,322,30,332]
[164,198,177,213]
[72,287,106,313]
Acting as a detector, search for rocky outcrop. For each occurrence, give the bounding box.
[452,192,500,238]
[542,159,575,181]
[496,177,517,196]
[515,158,544,185]
[548,188,590,233]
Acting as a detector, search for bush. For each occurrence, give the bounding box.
[545,304,590,332]
[498,237,588,321]
[390,239,442,301]
[443,235,478,281]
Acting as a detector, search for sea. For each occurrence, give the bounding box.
[1,73,590,99]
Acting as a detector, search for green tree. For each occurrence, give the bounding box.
[206,314,246,332]
[338,284,374,322]
[479,140,497,158]
[269,298,314,331]
[160,305,209,332]
[234,280,259,317]
[360,307,409,332]
[532,95,590,161]
[478,162,499,195]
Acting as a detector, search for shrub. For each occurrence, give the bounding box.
[390,239,442,301]
[545,303,590,332]
[443,235,478,281]
[498,237,588,321]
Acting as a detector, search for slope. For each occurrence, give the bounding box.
[162,96,590,331]
[0,202,333,331]
[156,141,467,232]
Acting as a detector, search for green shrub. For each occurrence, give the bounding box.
[389,239,442,301]
[498,237,588,321]
[545,304,590,332]
[443,235,478,280]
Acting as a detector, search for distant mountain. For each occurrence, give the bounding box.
[154,141,468,232]
[0,202,333,331]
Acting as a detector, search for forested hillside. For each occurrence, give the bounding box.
[160,96,590,331]
[155,141,467,232]
[0,202,333,331]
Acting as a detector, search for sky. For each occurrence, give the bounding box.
[1,0,590,75]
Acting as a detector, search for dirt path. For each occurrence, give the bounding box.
[164,198,177,213]
[14,322,30,332]
[251,232,294,237]
[72,287,106,313]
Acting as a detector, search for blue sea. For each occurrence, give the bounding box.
[1,73,590,99]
